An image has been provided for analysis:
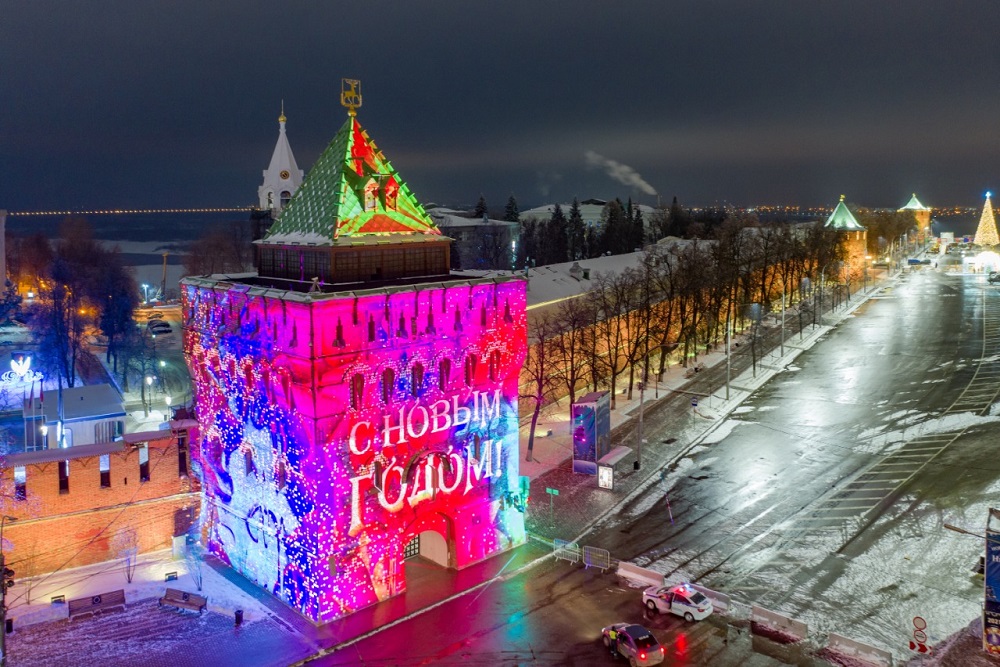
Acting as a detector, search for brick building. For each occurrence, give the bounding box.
[1,420,199,577]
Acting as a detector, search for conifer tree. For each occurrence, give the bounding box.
[601,199,627,255]
[503,195,520,223]
[667,196,691,238]
[633,206,646,248]
[567,198,586,260]
[473,195,488,220]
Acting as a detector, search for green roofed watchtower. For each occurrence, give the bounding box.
[254,81,451,288]
[824,195,865,231]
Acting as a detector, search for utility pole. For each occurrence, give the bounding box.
[725,306,731,401]
[780,284,785,358]
[161,252,169,301]
[636,379,645,470]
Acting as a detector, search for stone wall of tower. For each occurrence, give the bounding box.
[182,276,527,623]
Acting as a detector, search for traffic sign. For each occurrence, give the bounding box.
[691,397,698,408]
[545,487,559,496]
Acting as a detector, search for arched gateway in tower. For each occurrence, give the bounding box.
[182,85,527,623]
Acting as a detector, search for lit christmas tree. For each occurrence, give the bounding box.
[975,192,1000,246]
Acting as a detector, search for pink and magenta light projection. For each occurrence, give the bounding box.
[182,277,527,623]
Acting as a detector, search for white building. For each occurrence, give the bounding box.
[258,106,304,214]
[521,198,657,228]
[22,384,126,451]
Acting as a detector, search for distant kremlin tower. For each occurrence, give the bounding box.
[898,194,931,244]
[183,81,527,623]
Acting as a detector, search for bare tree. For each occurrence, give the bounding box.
[549,296,594,407]
[592,270,639,409]
[184,530,205,592]
[110,526,139,583]
[520,312,560,462]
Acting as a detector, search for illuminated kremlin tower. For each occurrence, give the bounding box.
[824,195,868,279]
[898,194,931,244]
[182,82,527,623]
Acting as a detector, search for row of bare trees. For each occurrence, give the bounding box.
[520,217,857,460]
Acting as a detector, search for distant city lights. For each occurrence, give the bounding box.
[8,207,254,217]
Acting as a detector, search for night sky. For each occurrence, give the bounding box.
[4,2,1000,213]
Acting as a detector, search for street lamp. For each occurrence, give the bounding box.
[1,514,17,667]
[141,283,149,304]
[144,375,154,417]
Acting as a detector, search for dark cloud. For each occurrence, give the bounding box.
[3,1,999,212]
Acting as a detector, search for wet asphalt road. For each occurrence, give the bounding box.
[311,269,1000,665]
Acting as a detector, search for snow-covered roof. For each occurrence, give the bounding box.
[428,209,518,230]
[522,201,656,226]
[22,383,125,423]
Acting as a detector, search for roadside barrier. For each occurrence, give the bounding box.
[824,632,894,667]
[615,562,664,588]
[583,546,611,572]
[553,539,581,564]
[750,604,808,642]
[689,583,731,613]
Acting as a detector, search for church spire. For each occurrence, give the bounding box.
[258,104,304,213]
[974,192,999,246]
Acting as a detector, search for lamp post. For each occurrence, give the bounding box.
[144,375,153,417]
[1,514,18,667]
[636,378,645,471]
[141,283,149,304]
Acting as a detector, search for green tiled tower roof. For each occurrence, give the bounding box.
[262,115,441,246]
[824,195,865,231]
[899,193,930,211]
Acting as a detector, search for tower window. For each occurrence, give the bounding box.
[14,467,25,501]
[464,355,477,386]
[100,454,111,488]
[489,350,501,381]
[382,368,395,403]
[59,460,70,494]
[411,363,424,397]
[280,191,292,208]
[439,358,451,392]
[364,180,378,211]
[178,431,188,477]
[351,374,364,410]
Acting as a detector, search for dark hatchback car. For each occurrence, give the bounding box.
[601,623,665,665]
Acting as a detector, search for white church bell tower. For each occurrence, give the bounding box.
[258,103,304,214]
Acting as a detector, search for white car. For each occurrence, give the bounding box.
[642,583,713,621]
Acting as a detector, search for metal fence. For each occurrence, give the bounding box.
[553,538,581,564]
[583,546,611,571]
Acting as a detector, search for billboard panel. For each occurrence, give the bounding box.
[571,391,611,475]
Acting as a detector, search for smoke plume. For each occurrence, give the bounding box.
[584,150,657,196]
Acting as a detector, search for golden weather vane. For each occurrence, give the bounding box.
[341,79,362,116]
